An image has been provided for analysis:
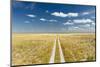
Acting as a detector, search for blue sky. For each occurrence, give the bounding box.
[12,0,96,33]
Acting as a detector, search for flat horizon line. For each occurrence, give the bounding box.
[12,32,95,34]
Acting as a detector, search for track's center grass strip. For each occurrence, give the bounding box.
[58,37,65,62]
[54,39,61,63]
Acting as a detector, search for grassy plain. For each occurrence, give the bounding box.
[60,33,96,62]
[12,33,55,65]
[12,33,96,66]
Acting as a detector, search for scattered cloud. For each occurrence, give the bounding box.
[24,21,30,23]
[49,20,57,22]
[51,12,78,17]
[67,26,81,32]
[92,22,95,25]
[74,27,79,29]
[40,18,46,21]
[51,12,67,17]
[82,10,95,16]
[67,13,79,17]
[73,19,94,23]
[78,24,91,28]
[82,12,90,15]
[63,22,74,25]
[85,24,91,27]
[40,18,57,22]
[27,14,36,18]
[67,20,72,22]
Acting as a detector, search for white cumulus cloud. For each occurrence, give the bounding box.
[27,14,36,18]
[67,13,78,17]
[73,19,94,23]
[51,12,78,17]
[51,12,67,17]
[40,18,46,21]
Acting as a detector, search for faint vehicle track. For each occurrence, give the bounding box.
[58,37,65,62]
[49,39,56,63]
[49,36,65,63]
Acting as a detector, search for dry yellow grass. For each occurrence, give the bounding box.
[60,33,96,62]
[12,33,55,66]
[12,33,96,66]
